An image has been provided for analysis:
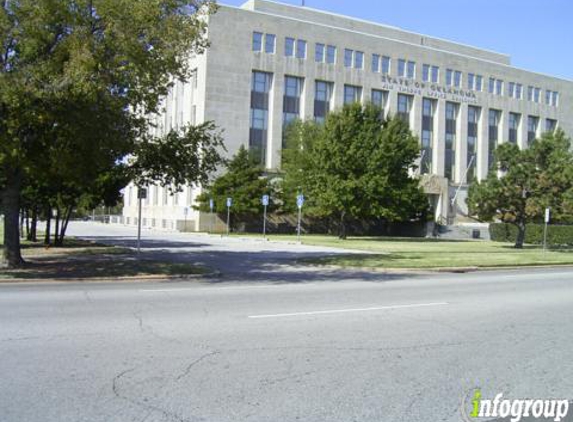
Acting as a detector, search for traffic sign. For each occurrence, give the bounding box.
[262,195,270,207]
[209,198,214,211]
[137,188,147,199]
[296,194,305,209]
[545,207,551,223]
[226,197,232,208]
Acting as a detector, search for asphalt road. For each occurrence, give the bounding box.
[1,223,573,422]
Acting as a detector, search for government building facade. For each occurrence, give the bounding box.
[122,0,573,231]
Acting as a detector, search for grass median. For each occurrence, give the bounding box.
[232,232,573,270]
[0,224,209,281]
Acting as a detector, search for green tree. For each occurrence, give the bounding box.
[0,0,218,267]
[468,130,573,248]
[195,145,273,228]
[281,103,428,238]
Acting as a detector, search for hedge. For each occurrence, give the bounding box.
[490,223,573,246]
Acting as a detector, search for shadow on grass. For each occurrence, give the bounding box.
[0,255,206,280]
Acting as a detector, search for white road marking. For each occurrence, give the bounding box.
[247,302,449,319]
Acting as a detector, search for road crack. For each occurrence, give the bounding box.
[175,351,220,382]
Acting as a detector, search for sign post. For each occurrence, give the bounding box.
[209,199,214,234]
[543,207,550,253]
[226,197,232,236]
[136,188,147,255]
[262,195,269,238]
[183,206,189,232]
[296,194,304,242]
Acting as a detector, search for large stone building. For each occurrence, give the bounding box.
[122,0,573,231]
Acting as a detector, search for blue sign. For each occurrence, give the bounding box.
[209,199,214,211]
[226,197,232,208]
[296,194,305,209]
[262,195,269,207]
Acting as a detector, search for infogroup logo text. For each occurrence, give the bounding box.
[466,390,570,422]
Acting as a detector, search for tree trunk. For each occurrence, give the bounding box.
[25,209,30,241]
[44,208,52,246]
[338,211,347,240]
[54,208,61,246]
[30,208,38,242]
[58,206,73,246]
[514,221,526,249]
[1,173,25,268]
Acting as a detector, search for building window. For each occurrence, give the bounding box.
[447,69,461,87]
[283,75,304,132]
[527,116,539,145]
[547,91,559,107]
[422,64,430,82]
[264,34,276,53]
[371,89,388,112]
[252,32,263,52]
[354,51,364,69]
[528,86,541,102]
[421,98,435,174]
[431,66,439,83]
[454,71,462,88]
[546,118,557,133]
[285,37,295,57]
[445,102,458,181]
[315,43,325,62]
[508,113,520,144]
[398,59,406,77]
[326,45,336,64]
[467,106,480,182]
[534,87,540,103]
[372,54,380,72]
[496,79,503,96]
[407,61,416,78]
[489,78,495,94]
[446,69,453,86]
[516,84,522,99]
[296,39,307,59]
[508,82,515,98]
[397,94,412,124]
[344,49,353,68]
[381,56,391,74]
[314,80,333,124]
[250,71,273,165]
[344,84,362,104]
[468,73,475,90]
[475,75,483,91]
[488,109,501,170]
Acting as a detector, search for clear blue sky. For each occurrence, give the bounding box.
[221,0,573,81]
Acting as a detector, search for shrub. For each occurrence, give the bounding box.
[490,223,573,246]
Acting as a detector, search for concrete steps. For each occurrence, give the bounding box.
[437,223,490,240]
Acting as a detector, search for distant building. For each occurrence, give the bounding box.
[122,0,573,231]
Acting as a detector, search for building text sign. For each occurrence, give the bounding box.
[380,75,479,104]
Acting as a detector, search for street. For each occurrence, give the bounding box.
[1,224,573,421]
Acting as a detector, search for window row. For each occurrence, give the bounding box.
[252,33,561,107]
[249,70,559,166]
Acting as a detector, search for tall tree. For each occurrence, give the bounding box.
[195,145,273,227]
[0,0,218,267]
[468,130,573,248]
[281,103,428,238]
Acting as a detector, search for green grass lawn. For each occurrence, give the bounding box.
[233,233,573,269]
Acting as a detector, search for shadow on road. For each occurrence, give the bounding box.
[74,234,421,284]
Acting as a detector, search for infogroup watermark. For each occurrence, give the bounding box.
[462,389,570,422]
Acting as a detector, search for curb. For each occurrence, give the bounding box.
[0,269,222,285]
